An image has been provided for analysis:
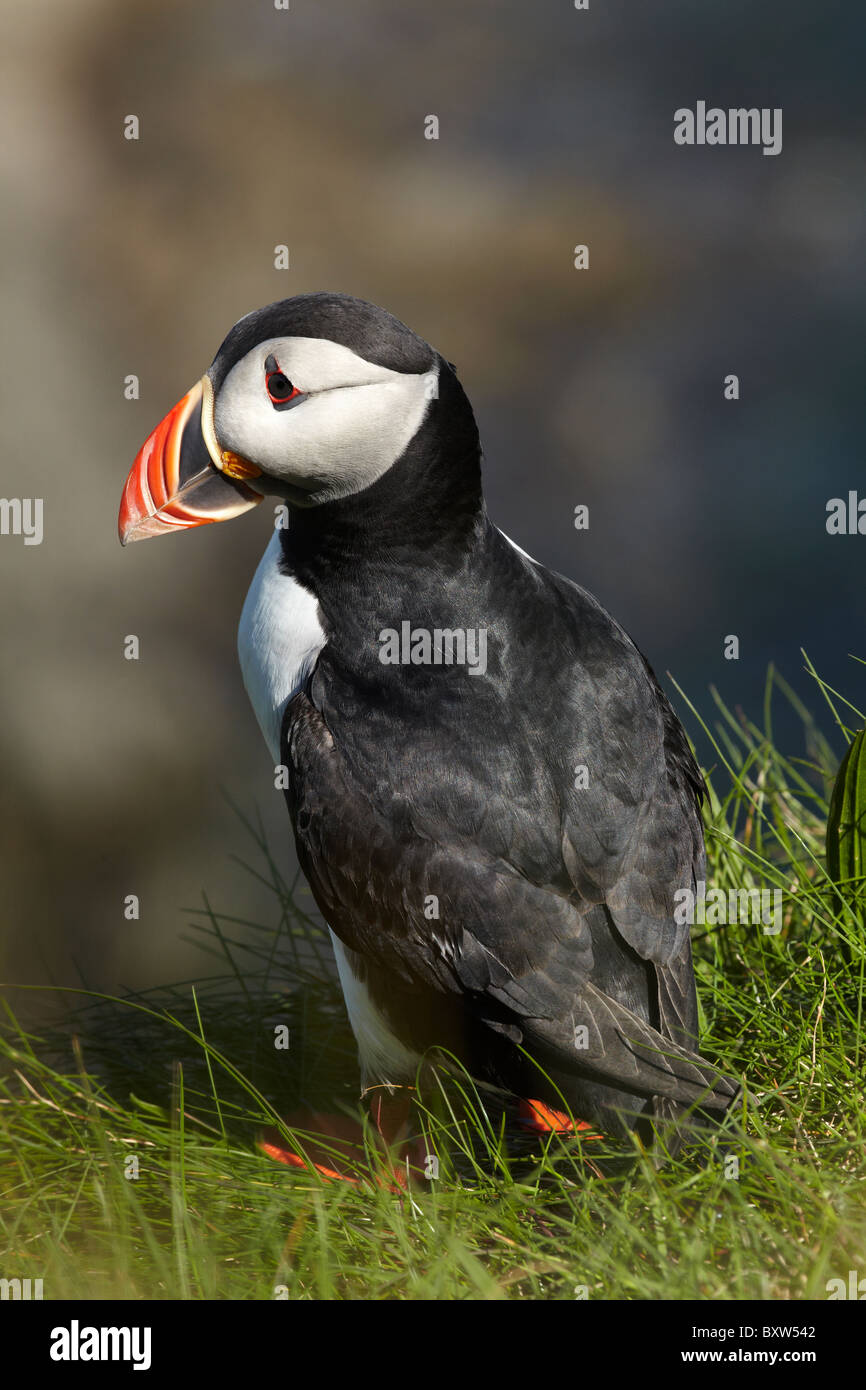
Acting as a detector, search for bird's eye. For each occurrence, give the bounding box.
[264,355,302,407]
[267,370,300,404]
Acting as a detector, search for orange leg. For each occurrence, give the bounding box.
[258,1110,368,1183]
[518,1097,602,1138]
[258,1090,428,1189]
[259,1093,601,1183]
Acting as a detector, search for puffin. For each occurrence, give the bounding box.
[119,292,739,1174]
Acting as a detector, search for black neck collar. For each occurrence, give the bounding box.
[278,363,484,592]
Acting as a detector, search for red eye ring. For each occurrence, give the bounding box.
[266,371,301,406]
[264,355,302,406]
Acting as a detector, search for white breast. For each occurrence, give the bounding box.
[238,528,420,1089]
[237,528,326,763]
[330,930,422,1089]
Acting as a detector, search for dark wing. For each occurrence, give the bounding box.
[284,680,737,1115]
[586,651,708,1056]
[523,565,711,1065]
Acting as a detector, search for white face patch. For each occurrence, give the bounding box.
[213,336,435,504]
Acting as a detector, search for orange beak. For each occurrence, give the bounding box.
[118,377,263,545]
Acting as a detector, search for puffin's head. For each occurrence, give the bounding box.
[119,293,447,544]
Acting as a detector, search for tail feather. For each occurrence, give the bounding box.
[513,980,740,1127]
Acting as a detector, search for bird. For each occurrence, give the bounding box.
[119,291,740,1176]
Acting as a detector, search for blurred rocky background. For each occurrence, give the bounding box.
[1,0,863,1007]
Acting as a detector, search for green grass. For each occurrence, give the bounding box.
[1,660,865,1300]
